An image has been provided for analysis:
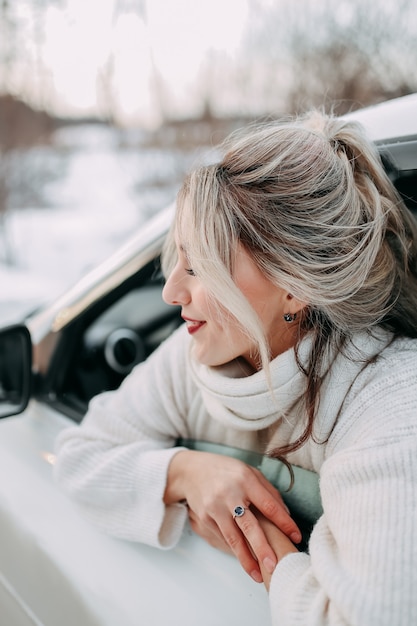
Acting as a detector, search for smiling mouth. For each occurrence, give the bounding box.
[182,317,206,335]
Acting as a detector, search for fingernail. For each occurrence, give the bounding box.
[291,531,301,544]
[251,570,263,583]
[263,557,276,574]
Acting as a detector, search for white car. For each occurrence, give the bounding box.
[1,94,417,625]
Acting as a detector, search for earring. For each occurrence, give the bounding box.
[283,312,297,323]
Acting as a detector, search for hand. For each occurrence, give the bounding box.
[251,510,299,590]
[164,450,301,582]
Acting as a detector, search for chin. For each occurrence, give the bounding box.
[191,345,226,367]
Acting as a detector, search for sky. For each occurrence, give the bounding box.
[40,0,250,127]
[3,0,415,128]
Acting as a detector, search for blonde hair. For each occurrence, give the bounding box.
[162,111,417,455]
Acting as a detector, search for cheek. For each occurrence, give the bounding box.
[210,303,239,331]
[240,280,287,326]
[196,291,225,323]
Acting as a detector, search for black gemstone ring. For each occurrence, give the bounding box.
[233,505,247,519]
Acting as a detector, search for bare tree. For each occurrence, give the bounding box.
[284,0,417,113]
[0,0,19,263]
[0,0,65,264]
[97,0,170,126]
[240,0,417,116]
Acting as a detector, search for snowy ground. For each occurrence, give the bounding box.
[0,124,213,325]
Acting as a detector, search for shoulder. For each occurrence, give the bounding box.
[349,334,417,399]
[372,333,417,365]
[326,333,417,453]
[334,330,417,395]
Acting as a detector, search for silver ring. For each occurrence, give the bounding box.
[233,505,247,519]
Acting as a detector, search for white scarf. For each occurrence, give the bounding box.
[188,328,393,437]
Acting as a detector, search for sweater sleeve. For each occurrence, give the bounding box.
[54,324,193,549]
[269,369,417,626]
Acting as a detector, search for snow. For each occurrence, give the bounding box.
[0,124,212,326]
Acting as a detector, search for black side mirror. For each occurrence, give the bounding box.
[0,325,32,418]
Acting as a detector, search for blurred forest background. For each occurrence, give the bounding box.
[1,0,417,318]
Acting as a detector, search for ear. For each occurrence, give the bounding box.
[285,292,308,316]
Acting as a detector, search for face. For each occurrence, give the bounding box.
[162,241,303,370]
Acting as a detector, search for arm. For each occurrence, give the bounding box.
[54,325,193,548]
[268,425,417,625]
[165,449,301,582]
[252,512,299,590]
[260,346,417,625]
[55,324,300,558]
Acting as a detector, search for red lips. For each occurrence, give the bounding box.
[182,316,206,335]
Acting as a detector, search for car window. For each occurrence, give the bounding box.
[37,137,417,424]
[378,137,417,215]
[44,257,182,422]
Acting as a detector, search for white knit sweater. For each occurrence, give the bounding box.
[54,324,417,625]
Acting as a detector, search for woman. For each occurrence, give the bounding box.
[55,111,417,625]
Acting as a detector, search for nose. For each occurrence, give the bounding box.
[162,266,191,306]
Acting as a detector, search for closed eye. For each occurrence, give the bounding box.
[185,268,196,276]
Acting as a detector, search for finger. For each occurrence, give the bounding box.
[189,515,233,554]
[250,468,297,520]
[252,468,289,507]
[188,508,234,554]
[245,473,301,543]
[220,516,264,583]
[188,507,219,536]
[250,489,302,544]
[231,507,278,578]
